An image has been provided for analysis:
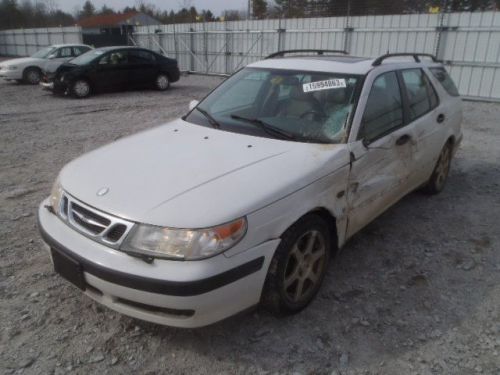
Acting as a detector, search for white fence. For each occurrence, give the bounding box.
[0,26,82,56]
[0,13,499,101]
[133,11,500,101]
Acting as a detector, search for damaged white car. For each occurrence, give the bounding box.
[38,51,462,328]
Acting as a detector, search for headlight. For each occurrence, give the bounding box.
[7,66,18,70]
[49,177,63,213]
[121,217,247,260]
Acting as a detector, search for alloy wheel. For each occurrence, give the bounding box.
[156,75,169,90]
[27,70,40,84]
[435,146,451,190]
[283,229,327,304]
[74,81,90,97]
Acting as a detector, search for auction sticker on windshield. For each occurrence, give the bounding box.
[303,79,346,93]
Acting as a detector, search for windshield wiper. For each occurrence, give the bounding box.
[195,107,221,129]
[230,114,296,141]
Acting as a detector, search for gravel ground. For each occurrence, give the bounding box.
[0,73,499,375]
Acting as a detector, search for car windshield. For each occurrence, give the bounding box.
[70,49,105,65]
[185,67,362,143]
[31,46,57,59]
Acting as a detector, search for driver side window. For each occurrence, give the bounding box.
[58,47,72,58]
[358,71,403,142]
[99,51,127,65]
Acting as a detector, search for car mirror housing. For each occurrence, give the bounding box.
[48,54,57,59]
[189,100,199,111]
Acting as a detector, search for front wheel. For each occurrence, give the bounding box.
[72,79,91,98]
[23,68,41,85]
[155,73,170,91]
[261,214,331,315]
[422,142,452,194]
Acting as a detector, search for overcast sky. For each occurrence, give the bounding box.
[58,0,249,16]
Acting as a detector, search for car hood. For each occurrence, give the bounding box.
[60,119,349,228]
[0,57,44,68]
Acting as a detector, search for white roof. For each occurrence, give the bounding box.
[248,55,441,75]
[50,43,90,48]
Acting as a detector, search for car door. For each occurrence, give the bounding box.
[44,46,73,74]
[399,68,449,185]
[127,50,157,87]
[346,70,418,239]
[92,50,130,91]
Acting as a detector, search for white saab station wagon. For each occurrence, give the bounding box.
[38,50,463,328]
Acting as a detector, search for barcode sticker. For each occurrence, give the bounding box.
[303,79,346,93]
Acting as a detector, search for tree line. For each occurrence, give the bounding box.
[1,0,499,31]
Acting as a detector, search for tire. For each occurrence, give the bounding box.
[422,142,453,194]
[72,79,91,98]
[155,73,170,91]
[261,214,331,315]
[23,68,41,85]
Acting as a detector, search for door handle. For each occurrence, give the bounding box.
[395,134,411,146]
[437,113,445,123]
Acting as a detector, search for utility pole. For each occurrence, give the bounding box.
[247,0,252,20]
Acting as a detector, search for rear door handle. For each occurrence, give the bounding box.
[395,134,411,146]
[437,114,445,123]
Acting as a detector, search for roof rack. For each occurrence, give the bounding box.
[266,49,349,59]
[372,53,439,66]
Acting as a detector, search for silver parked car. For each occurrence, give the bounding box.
[0,44,92,84]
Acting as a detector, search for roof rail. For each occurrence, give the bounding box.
[372,53,439,66]
[266,49,349,59]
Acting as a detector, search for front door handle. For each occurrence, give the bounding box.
[437,113,445,123]
[395,134,411,146]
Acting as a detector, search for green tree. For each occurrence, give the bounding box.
[252,0,268,19]
[80,0,95,19]
[98,5,114,15]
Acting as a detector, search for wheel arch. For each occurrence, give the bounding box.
[23,65,42,75]
[288,207,339,253]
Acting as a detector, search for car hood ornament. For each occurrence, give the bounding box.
[96,187,109,196]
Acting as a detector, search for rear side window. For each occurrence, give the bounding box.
[430,67,460,97]
[359,71,404,142]
[73,46,90,56]
[58,47,72,58]
[401,69,439,121]
[129,50,155,63]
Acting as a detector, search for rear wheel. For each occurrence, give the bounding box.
[261,214,331,315]
[155,73,170,91]
[423,142,452,194]
[23,68,41,85]
[72,79,91,98]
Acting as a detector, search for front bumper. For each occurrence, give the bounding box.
[40,82,54,90]
[38,200,278,328]
[0,68,22,80]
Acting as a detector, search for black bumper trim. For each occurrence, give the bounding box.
[38,215,265,297]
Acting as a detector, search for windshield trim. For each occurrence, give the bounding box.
[186,67,364,145]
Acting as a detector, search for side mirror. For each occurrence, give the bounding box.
[188,100,199,111]
[48,54,57,59]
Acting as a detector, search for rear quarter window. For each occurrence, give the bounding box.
[430,67,460,97]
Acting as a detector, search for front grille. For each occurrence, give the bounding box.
[57,193,134,248]
[105,224,127,242]
[71,202,111,234]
